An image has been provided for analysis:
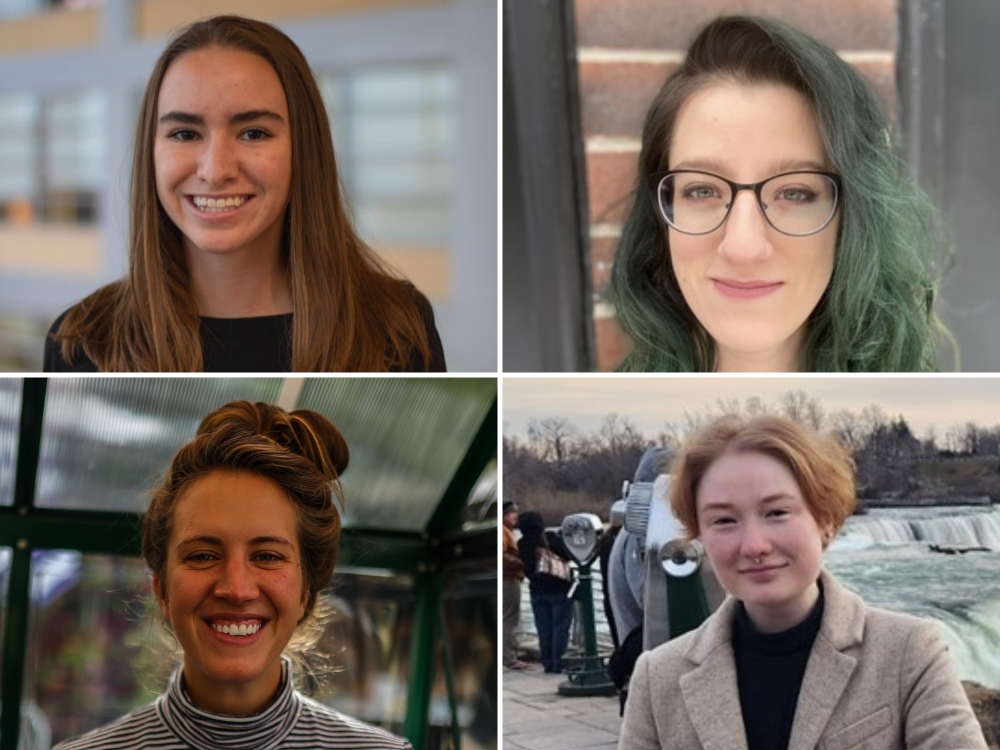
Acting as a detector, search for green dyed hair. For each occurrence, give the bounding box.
[609,15,948,372]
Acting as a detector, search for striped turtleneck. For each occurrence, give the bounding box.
[53,658,411,750]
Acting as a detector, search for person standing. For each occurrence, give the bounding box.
[517,511,574,674]
[502,502,528,669]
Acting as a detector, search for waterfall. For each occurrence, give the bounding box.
[935,599,1000,690]
[847,506,1000,549]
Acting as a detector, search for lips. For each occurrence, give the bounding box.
[712,278,783,300]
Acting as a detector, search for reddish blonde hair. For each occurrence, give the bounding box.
[670,415,855,543]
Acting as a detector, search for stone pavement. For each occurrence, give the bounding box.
[502,664,622,750]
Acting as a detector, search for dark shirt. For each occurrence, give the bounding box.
[733,587,825,750]
[44,292,446,373]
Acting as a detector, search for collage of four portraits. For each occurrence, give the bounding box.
[1,1,999,749]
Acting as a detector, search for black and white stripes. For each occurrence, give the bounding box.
[53,659,411,750]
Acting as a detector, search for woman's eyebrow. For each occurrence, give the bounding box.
[158,109,285,126]
[670,157,827,174]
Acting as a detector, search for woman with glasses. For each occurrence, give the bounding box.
[609,16,944,372]
[55,401,411,749]
[44,15,445,373]
[619,415,986,750]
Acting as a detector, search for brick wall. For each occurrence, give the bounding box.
[573,0,898,371]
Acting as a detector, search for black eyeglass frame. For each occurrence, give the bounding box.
[647,169,843,237]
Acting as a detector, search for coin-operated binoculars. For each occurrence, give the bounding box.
[558,513,616,696]
[621,475,725,650]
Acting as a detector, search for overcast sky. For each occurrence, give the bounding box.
[503,376,1000,440]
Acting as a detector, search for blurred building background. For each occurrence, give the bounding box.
[0,0,497,372]
[504,0,1000,372]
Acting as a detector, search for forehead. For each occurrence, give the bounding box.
[669,81,828,179]
[170,471,299,544]
[157,46,288,121]
[697,449,802,505]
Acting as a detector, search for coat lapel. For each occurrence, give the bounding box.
[679,597,750,750]
[787,571,865,750]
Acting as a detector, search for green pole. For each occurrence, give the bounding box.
[1,378,46,750]
[404,569,439,750]
[435,592,461,750]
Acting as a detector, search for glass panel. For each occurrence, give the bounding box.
[0,93,40,223]
[36,378,282,512]
[311,569,416,737]
[297,378,496,531]
[0,546,9,702]
[24,551,158,748]
[0,378,23,507]
[428,560,497,749]
[318,63,454,247]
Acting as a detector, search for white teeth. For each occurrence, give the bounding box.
[192,195,249,212]
[211,621,261,637]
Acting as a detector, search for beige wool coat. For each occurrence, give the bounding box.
[619,570,987,750]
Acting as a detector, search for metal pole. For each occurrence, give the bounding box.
[403,569,439,750]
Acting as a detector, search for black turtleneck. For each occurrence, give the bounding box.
[733,586,825,750]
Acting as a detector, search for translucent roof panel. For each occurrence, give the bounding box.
[36,378,282,512]
[0,378,23,507]
[297,378,497,531]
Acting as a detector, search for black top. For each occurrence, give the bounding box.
[44,291,446,373]
[517,511,573,596]
[733,587,825,750]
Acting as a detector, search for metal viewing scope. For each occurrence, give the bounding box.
[620,473,725,650]
[561,513,603,566]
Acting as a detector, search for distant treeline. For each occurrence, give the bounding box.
[504,390,1000,524]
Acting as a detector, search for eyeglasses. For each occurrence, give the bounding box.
[649,170,842,237]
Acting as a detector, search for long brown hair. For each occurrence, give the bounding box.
[143,400,348,630]
[54,15,432,371]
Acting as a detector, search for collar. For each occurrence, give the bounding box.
[155,657,302,750]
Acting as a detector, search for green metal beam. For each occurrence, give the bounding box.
[0,509,143,557]
[425,399,497,538]
[436,591,461,750]
[1,378,46,750]
[403,570,439,750]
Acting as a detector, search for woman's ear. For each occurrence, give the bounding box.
[153,574,169,618]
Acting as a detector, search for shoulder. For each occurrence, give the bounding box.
[296,694,413,748]
[407,286,447,372]
[52,703,172,750]
[44,305,98,373]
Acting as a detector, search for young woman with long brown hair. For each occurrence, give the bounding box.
[44,15,445,373]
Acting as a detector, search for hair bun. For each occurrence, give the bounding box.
[198,400,349,480]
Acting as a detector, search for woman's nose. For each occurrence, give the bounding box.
[717,190,774,264]
[197,135,239,186]
[739,520,772,559]
[214,559,258,602]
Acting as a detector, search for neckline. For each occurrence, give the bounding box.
[200,313,294,322]
[155,657,302,750]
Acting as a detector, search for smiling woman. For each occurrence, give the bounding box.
[610,16,946,372]
[43,15,445,373]
[619,415,987,750]
[52,400,411,749]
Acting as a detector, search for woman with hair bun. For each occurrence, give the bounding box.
[620,415,985,749]
[54,400,411,749]
[610,16,946,372]
[44,15,445,373]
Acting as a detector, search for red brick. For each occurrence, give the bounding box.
[578,60,677,138]
[574,0,896,52]
[594,314,631,372]
[589,235,619,267]
[585,151,639,225]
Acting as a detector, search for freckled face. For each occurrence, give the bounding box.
[154,471,307,694]
[667,82,838,371]
[696,450,828,632]
[154,46,292,260]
